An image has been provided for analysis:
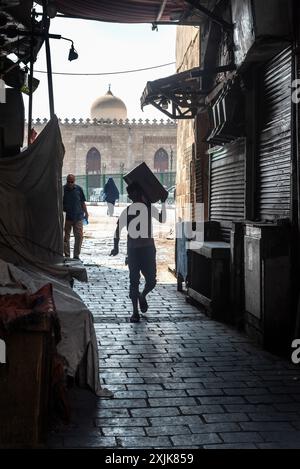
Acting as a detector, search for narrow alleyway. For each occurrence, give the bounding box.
[49,206,300,449]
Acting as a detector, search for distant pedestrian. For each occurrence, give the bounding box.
[103,177,119,216]
[63,174,88,260]
[110,182,167,323]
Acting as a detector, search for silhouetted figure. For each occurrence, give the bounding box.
[110,182,167,323]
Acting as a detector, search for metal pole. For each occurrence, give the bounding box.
[27,9,35,146]
[85,174,88,199]
[102,164,106,187]
[120,163,124,195]
[42,1,55,118]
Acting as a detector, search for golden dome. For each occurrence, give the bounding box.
[90,86,127,121]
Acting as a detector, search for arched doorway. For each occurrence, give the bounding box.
[86,147,101,200]
[86,147,101,174]
[154,148,169,172]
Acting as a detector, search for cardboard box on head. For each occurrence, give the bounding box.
[123,162,168,203]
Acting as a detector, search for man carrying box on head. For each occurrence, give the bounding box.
[110,182,167,323]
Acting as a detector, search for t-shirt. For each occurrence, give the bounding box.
[63,184,86,221]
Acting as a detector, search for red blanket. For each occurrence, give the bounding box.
[0,283,61,342]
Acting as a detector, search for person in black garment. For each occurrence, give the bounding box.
[103,177,119,217]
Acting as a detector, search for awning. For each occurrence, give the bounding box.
[53,0,189,23]
[141,65,236,119]
[51,0,232,28]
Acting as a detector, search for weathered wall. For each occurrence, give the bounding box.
[26,118,177,179]
[175,25,200,221]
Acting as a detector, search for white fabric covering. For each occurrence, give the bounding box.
[0,117,111,397]
[0,259,111,396]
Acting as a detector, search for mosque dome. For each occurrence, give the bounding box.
[90,86,127,121]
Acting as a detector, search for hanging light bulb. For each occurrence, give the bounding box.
[68,42,78,61]
[61,37,79,62]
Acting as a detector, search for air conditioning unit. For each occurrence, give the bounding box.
[232,0,292,67]
[206,80,245,145]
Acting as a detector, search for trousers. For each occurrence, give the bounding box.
[64,219,83,258]
[127,245,156,301]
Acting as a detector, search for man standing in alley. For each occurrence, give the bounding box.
[63,174,89,260]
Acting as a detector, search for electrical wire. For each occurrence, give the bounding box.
[34,61,176,76]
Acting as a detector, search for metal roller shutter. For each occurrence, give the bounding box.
[195,158,203,204]
[258,46,292,221]
[210,138,246,241]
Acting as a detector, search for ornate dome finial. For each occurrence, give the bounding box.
[107,84,113,96]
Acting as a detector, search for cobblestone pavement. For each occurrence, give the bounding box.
[48,207,300,449]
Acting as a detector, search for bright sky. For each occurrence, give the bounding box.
[23,15,177,121]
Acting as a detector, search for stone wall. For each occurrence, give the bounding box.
[175,26,200,221]
[27,118,177,179]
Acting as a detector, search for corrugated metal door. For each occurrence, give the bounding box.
[195,158,203,204]
[210,138,246,241]
[258,47,292,220]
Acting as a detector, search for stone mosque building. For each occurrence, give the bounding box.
[31,86,177,200]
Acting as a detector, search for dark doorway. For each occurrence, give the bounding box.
[154,148,169,172]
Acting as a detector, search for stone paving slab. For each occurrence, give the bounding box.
[48,232,300,449]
